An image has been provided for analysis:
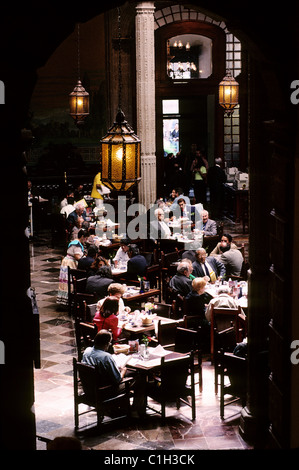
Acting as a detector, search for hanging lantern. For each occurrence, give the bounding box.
[219,70,239,115]
[100,109,141,191]
[69,79,89,126]
[69,24,89,127]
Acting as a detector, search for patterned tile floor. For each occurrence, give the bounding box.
[31,222,252,451]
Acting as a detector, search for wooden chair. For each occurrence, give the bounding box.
[73,358,133,431]
[160,251,180,300]
[210,305,244,362]
[74,318,98,361]
[175,327,203,393]
[67,267,87,316]
[156,319,183,348]
[146,352,196,423]
[72,292,97,320]
[145,263,161,300]
[213,325,237,395]
[85,302,98,321]
[171,293,186,319]
[219,349,247,419]
[152,302,172,318]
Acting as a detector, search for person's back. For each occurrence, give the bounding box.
[82,330,121,387]
[86,265,113,298]
[127,255,147,278]
[169,272,192,297]
[126,245,147,280]
[219,248,243,277]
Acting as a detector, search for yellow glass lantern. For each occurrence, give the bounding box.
[219,70,239,115]
[69,79,89,126]
[100,109,141,191]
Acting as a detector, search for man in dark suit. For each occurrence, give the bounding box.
[126,244,147,281]
[169,261,193,297]
[192,247,226,282]
[85,265,114,300]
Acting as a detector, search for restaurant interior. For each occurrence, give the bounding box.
[1,0,299,452]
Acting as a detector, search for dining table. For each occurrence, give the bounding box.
[121,314,180,338]
[122,286,161,304]
[113,344,187,371]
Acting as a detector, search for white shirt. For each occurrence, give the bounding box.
[113,247,129,264]
[60,204,75,217]
[205,293,245,322]
[150,219,171,239]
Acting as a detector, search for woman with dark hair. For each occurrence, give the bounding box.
[86,255,109,277]
[93,297,122,341]
[56,229,88,308]
[190,151,207,203]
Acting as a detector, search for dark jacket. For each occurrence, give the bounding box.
[126,254,147,280]
[85,276,113,299]
[77,256,95,271]
[169,272,192,297]
[192,256,226,280]
[185,290,213,325]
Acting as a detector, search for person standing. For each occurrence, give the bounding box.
[207,157,227,219]
[91,171,110,207]
[190,150,207,203]
[56,229,88,308]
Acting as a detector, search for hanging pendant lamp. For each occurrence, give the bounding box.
[100,7,141,191]
[69,24,89,127]
[219,69,239,115]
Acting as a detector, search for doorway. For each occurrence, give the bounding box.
[158,95,215,197]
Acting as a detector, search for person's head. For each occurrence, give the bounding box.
[178,198,186,211]
[195,248,207,264]
[93,329,113,350]
[221,233,232,244]
[90,256,108,272]
[177,261,192,277]
[100,297,119,318]
[219,233,232,253]
[170,189,177,199]
[107,283,126,299]
[154,208,164,221]
[96,265,113,279]
[47,436,82,450]
[77,229,88,241]
[192,277,207,294]
[87,246,98,258]
[120,239,130,252]
[75,202,85,215]
[128,244,139,258]
[201,210,209,224]
[217,285,230,295]
[215,157,222,166]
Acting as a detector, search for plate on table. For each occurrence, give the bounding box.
[114,344,130,355]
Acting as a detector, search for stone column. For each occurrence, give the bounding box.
[135,1,156,209]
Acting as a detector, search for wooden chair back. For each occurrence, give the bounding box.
[146,352,196,422]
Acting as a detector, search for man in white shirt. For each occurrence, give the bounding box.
[150,208,171,240]
[113,239,130,267]
[205,285,246,322]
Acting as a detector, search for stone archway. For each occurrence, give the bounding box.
[0,1,297,449]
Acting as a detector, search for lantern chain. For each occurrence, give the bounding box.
[117,7,122,112]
